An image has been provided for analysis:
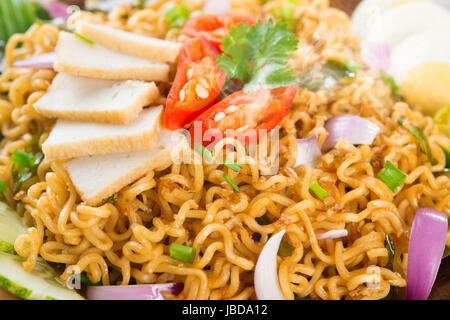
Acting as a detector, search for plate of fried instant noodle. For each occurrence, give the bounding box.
[0,0,449,300]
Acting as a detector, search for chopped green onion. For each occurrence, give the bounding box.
[385,233,395,270]
[443,147,450,169]
[278,238,295,257]
[433,105,450,137]
[169,243,196,264]
[271,7,297,32]
[79,272,101,286]
[377,160,406,192]
[222,172,240,192]
[70,272,101,286]
[322,60,358,81]
[195,143,213,162]
[164,2,190,29]
[309,180,328,200]
[380,70,399,94]
[345,60,360,77]
[0,179,7,193]
[73,32,95,45]
[397,119,434,164]
[223,158,242,172]
[11,150,36,169]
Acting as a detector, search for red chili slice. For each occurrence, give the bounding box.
[189,84,298,146]
[183,13,257,49]
[164,37,226,130]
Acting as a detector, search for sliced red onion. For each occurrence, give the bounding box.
[44,1,70,20]
[254,230,286,300]
[361,42,391,73]
[316,229,348,240]
[322,115,380,151]
[86,283,183,300]
[13,52,56,69]
[294,136,321,168]
[203,0,230,14]
[406,207,448,300]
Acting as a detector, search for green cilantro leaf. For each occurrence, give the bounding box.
[217,19,299,92]
[271,7,298,32]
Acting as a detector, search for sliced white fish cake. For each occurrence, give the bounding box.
[55,31,169,82]
[43,106,163,160]
[34,73,159,124]
[76,20,182,63]
[63,129,188,206]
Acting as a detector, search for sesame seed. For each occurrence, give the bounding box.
[179,89,185,102]
[187,69,193,79]
[199,77,209,89]
[225,105,237,114]
[214,112,226,122]
[196,84,209,99]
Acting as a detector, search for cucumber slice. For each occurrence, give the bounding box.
[10,0,31,33]
[0,0,19,38]
[0,201,27,254]
[0,2,9,43]
[21,0,37,29]
[0,252,85,300]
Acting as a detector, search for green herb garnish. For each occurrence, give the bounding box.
[377,160,406,192]
[380,70,399,94]
[169,243,196,264]
[309,180,328,200]
[397,119,435,164]
[433,105,450,137]
[217,19,299,92]
[271,7,298,32]
[298,60,359,92]
[223,172,240,192]
[73,32,95,45]
[385,233,395,270]
[0,180,7,193]
[278,238,295,257]
[11,133,43,193]
[11,150,36,169]
[443,147,450,169]
[164,2,190,29]
[78,272,101,286]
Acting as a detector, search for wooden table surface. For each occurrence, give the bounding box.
[0,0,448,301]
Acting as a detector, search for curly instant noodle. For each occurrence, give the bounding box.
[0,0,449,300]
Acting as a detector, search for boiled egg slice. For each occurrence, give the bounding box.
[365,1,450,47]
[351,0,425,41]
[390,31,450,115]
